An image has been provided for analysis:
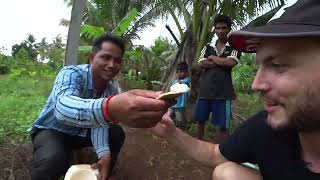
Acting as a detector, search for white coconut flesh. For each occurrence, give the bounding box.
[64,164,99,180]
[157,83,190,100]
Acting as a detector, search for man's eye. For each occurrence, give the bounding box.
[270,62,289,73]
[271,62,285,68]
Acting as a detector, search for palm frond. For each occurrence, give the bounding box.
[80,25,105,40]
[112,8,139,36]
[245,2,285,28]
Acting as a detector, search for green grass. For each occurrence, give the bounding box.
[233,93,263,119]
[0,75,54,144]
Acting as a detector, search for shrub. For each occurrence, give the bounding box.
[232,53,257,94]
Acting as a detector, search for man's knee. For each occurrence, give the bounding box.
[32,150,68,180]
[32,149,68,171]
[213,162,236,180]
[212,162,261,180]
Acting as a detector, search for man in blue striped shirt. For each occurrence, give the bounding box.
[29,34,171,180]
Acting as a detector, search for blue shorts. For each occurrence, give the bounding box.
[193,99,231,128]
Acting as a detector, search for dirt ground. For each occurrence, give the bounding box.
[0,127,212,180]
[114,127,212,180]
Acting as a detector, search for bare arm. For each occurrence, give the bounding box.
[198,58,217,69]
[208,55,238,68]
[151,114,228,167]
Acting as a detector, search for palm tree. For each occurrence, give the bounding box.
[63,0,165,43]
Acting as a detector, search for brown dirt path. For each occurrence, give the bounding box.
[114,127,212,180]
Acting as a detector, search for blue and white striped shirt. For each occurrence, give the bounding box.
[28,64,119,158]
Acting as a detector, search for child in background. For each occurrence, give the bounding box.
[169,62,190,129]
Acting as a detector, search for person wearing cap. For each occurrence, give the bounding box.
[29,34,172,180]
[194,15,241,141]
[169,62,190,129]
[151,0,320,179]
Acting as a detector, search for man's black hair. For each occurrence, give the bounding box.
[91,34,125,54]
[177,62,188,72]
[214,15,232,30]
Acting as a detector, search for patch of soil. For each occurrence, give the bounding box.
[0,141,32,180]
[114,127,212,180]
[0,128,212,180]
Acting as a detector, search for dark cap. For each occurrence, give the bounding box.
[228,0,320,52]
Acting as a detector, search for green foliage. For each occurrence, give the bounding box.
[12,34,38,61]
[120,36,176,89]
[8,56,57,80]
[0,54,11,74]
[81,25,106,40]
[0,75,54,144]
[150,37,175,57]
[8,34,65,73]
[80,8,139,41]
[78,8,139,59]
[112,8,139,36]
[235,93,262,118]
[83,0,156,41]
[232,53,258,94]
[245,3,285,28]
[37,35,65,69]
[122,69,147,89]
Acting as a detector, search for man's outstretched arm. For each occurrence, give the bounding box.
[151,113,228,167]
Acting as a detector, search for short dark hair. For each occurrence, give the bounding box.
[177,62,188,72]
[214,15,232,30]
[91,34,125,55]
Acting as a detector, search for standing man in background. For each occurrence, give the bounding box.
[194,15,241,142]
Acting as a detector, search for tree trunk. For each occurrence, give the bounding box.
[65,0,86,66]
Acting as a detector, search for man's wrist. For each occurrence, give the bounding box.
[102,96,119,124]
[96,148,111,159]
[100,154,111,160]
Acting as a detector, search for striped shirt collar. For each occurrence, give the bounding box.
[87,64,94,90]
[209,40,231,56]
[209,40,231,47]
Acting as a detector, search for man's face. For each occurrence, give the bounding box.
[90,41,123,82]
[214,22,230,40]
[252,38,320,132]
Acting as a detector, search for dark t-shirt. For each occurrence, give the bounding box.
[220,111,320,180]
[198,43,240,100]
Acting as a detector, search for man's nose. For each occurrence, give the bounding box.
[251,68,270,92]
[107,59,116,68]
